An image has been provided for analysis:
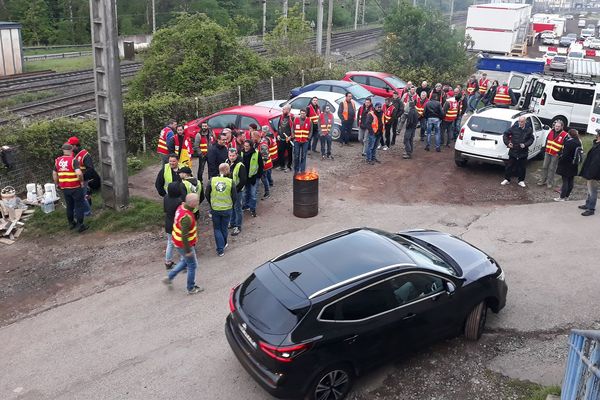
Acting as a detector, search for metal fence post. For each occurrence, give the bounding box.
[271,76,275,101]
[141,114,147,154]
[238,86,242,106]
[301,69,305,86]
[195,97,199,118]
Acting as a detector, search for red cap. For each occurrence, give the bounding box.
[67,136,80,145]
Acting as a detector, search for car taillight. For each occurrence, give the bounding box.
[259,342,312,362]
[541,93,546,106]
[229,285,239,313]
[458,127,465,140]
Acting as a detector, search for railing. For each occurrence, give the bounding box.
[24,51,93,61]
[562,330,600,400]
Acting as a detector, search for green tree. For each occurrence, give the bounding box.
[21,0,53,45]
[128,13,269,99]
[382,2,473,85]
[263,7,312,57]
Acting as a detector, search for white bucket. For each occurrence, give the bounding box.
[44,183,58,202]
[26,183,37,202]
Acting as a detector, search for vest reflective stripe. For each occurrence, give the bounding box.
[545,130,568,156]
[171,205,197,248]
[75,149,89,171]
[383,104,395,124]
[55,156,81,189]
[294,118,311,142]
[182,180,197,194]
[341,100,356,120]
[467,82,477,95]
[232,162,242,186]
[416,99,427,117]
[263,157,273,170]
[494,86,511,105]
[369,110,379,133]
[268,137,278,160]
[478,79,489,95]
[199,136,209,155]
[307,105,320,123]
[163,163,175,190]
[248,151,259,177]
[443,100,459,122]
[157,127,172,154]
[319,113,334,134]
[210,176,233,211]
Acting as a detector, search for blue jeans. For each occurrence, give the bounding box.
[585,180,599,211]
[366,133,377,161]
[261,169,273,193]
[165,233,177,263]
[293,141,309,174]
[243,182,257,211]
[341,120,353,144]
[212,209,232,254]
[320,135,332,156]
[426,117,441,149]
[168,247,198,291]
[230,191,243,228]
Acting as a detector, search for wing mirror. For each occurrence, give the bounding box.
[446,282,456,296]
[543,125,550,130]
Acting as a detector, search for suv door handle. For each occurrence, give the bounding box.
[403,313,416,320]
[344,334,359,344]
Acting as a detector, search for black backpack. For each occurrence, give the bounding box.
[573,146,584,165]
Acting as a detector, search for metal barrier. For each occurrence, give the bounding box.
[562,330,600,400]
[24,51,93,61]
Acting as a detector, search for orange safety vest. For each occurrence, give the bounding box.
[416,98,428,118]
[383,104,395,125]
[157,127,173,155]
[74,149,90,172]
[478,78,489,95]
[171,205,197,248]
[494,85,512,105]
[340,100,356,121]
[443,99,459,122]
[545,130,569,156]
[466,81,478,95]
[268,136,278,160]
[55,155,81,189]
[307,104,321,124]
[293,117,311,143]
[319,112,334,135]
[369,110,379,134]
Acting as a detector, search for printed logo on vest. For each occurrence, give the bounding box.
[58,159,69,171]
[215,181,227,192]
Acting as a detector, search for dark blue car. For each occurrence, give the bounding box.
[290,80,384,105]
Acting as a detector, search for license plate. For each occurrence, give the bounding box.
[239,323,257,349]
[471,140,496,149]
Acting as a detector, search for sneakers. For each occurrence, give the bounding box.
[377,145,382,150]
[217,252,224,257]
[553,197,566,202]
[500,179,510,185]
[382,146,389,151]
[536,181,545,186]
[77,224,88,233]
[165,261,174,270]
[251,210,257,217]
[242,206,250,211]
[582,210,595,216]
[224,243,229,250]
[278,166,285,171]
[578,205,588,210]
[263,192,270,199]
[188,285,204,295]
[402,154,411,159]
[232,227,240,236]
[518,181,526,188]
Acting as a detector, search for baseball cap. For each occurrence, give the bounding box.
[178,167,192,174]
[375,102,382,108]
[67,136,80,145]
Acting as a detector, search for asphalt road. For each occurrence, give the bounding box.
[1,200,599,400]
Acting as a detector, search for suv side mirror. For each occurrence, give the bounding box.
[543,125,550,130]
[446,282,456,295]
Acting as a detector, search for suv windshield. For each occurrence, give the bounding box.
[386,76,406,89]
[347,84,373,100]
[467,115,511,135]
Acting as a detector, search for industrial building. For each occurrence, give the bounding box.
[0,22,23,77]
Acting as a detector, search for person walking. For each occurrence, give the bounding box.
[258,132,273,199]
[538,120,568,189]
[155,154,181,197]
[382,97,396,150]
[478,73,490,99]
[390,91,403,146]
[292,109,312,174]
[337,92,356,146]
[277,105,294,172]
[206,163,236,256]
[193,121,213,183]
[157,119,177,163]
[226,148,246,236]
[365,105,380,165]
[163,182,183,271]
[241,140,263,217]
[357,98,373,157]
[167,125,186,160]
[307,97,321,153]
[207,133,229,180]
[416,91,429,142]
[466,75,480,112]
[555,129,582,202]
[424,93,444,152]
[53,143,87,232]
[454,85,468,139]
[162,193,204,294]
[177,166,202,203]
[374,102,385,150]
[578,134,600,216]
[319,105,335,159]
[441,95,459,146]
[482,80,499,106]
[399,86,417,137]
[501,116,534,187]
[403,101,419,159]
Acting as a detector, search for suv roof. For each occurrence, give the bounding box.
[271,228,414,299]
[346,71,394,78]
[312,80,354,87]
[474,107,531,120]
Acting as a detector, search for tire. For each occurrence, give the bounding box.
[331,126,342,142]
[304,364,354,400]
[455,159,468,168]
[464,301,487,341]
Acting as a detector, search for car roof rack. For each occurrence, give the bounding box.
[540,73,598,86]
[511,110,530,119]
[476,105,496,114]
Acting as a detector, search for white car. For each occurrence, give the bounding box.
[454,108,549,167]
[255,90,360,140]
[543,50,557,65]
[588,38,600,49]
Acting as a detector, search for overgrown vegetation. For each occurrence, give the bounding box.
[504,379,560,400]
[264,8,313,57]
[24,56,94,73]
[0,91,56,109]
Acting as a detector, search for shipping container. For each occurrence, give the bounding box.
[0,22,23,77]
[477,56,546,74]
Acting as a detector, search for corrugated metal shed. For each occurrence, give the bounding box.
[567,59,600,80]
[0,22,23,77]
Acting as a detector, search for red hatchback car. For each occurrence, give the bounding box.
[342,71,407,98]
[184,105,283,140]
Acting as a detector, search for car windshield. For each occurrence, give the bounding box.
[567,33,577,38]
[386,75,406,88]
[569,51,584,58]
[347,84,374,100]
[554,56,567,62]
[467,116,511,135]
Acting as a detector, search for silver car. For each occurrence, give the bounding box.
[549,55,568,71]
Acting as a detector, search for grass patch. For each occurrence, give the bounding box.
[0,90,56,109]
[24,47,92,56]
[128,152,161,176]
[24,56,93,73]
[505,379,560,400]
[24,193,162,236]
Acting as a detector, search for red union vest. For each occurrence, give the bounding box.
[157,127,173,155]
[268,136,278,160]
[260,138,273,171]
[171,205,197,249]
[443,99,459,122]
[478,78,489,95]
[494,85,512,105]
[415,98,428,118]
[307,104,321,124]
[294,117,311,143]
[319,112,334,135]
[383,104,395,125]
[403,93,418,104]
[545,129,569,156]
[55,155,81,189]
[466,81,478,95]
[74,149,90,171]
[199,134,209,155]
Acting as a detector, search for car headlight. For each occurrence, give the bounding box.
[497,269,505,281]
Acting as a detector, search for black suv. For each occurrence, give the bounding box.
[225,228,508,400]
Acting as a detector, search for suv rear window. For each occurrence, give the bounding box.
[467,116,511,135]
[240,274,300,334]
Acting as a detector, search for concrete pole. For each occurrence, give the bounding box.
[413,0,416,7]
[151,0,156,33]
[354,0,359,29]
[283,0,288,18]
[450,0,454,21]
[302,0,305,20]
[361,0,365,26]
[316,0,323,54]
[262,0,267,36]
[325,0,333,57]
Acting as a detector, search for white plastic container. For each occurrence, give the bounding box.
[44,183,58,202]
[42,192,55,213]
[26,183,37,202]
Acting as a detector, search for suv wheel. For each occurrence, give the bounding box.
[331,126,342,141]
[455,159,468,167]
[305,364,353,400]
[464,301,487,341]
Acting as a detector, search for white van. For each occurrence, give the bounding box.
[586,85,600,134]
[578,19,586,28]
[528,76,596,130]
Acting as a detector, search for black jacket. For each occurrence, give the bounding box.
[417,86,430,98]
[164,182,183,234]
[358,105,372,129]
[227,159,247,192]
[556,137,582,178]
[155,164,181,197]
[580,139,600,180]
[207,143,229,179]
[503,122,534,159]
[424,100,444,120]
[242,148,264,185]
[406,107,419,129]
[391,98,403,119]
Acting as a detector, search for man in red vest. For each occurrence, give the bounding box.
[493,82,515,107]
[157,119,177,163]
[306,96,321,153]
[337,92,356,146]
[68,136,97,217]
[319,105,335,159]
[466,75,480,112]
[538,120,569,188]
[192,121,213,183]
[292,109,312,174]
[441,97,459,146]
[478,73,489,97]
[382,97,396,150]
[52,143,87,232]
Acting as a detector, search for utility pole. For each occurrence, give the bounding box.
[450,0,454,21]
[283,0,288,18]
[413,0,416,6]
[325,0,333,57]
[354,0,359,29]
[89,0,129,209]
[361,0,365,26]
[151,0,156,33]
[262,0,267,36]
[302,0,305,20]
[316,0,323,54]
